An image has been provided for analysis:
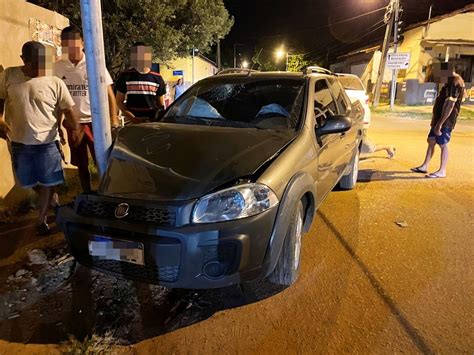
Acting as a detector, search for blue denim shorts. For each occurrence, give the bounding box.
[428,127,452,145]
[11,141,64,188]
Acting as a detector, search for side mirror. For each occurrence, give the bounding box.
[317,115,352,136]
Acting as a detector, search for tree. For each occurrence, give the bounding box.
[29,0,233,77]
[287,54,310,73]
[251,49,278,71]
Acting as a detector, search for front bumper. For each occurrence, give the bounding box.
[57,194,278,289]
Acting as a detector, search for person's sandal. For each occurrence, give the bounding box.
[426,173,446,179]
[387,147,396,159]
[36,222,50,236]
[411,167,427,174]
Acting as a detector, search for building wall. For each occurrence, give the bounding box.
[159,56,217,100]
[396,27,424,81]
[0,0,69,200]
[424,12,474,41]
[331,9,474,102]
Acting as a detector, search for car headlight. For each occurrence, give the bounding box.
[192,183,279,224]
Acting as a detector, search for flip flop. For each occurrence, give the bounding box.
[426,173,446,179]
[411,167,427,174]
[388,147,396,159]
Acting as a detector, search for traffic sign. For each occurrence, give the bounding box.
[386,52,411,69]
[173,70,184,76]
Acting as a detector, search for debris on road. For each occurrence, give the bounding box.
[7,313,20,320]
[15,269,28,278]
[395,220,409,228]
[0,206,11,224]
[28,249,48,265]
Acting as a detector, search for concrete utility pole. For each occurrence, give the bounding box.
[233,43,242,68]
[373,0,396,108]
[233,43,237,68]
[192,48,196,84]
[80,0,112,177]
[390,0,401,110]
[217,40,222,71]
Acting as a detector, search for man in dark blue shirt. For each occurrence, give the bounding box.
[411,68,465,178]
[116,43,166,123]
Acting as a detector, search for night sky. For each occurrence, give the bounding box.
[221,0,473,67]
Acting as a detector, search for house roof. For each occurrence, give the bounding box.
[197,54,217,67]
[335,4,474,61]
[405,4,474,32]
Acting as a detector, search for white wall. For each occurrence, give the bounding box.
[0,0,69,200]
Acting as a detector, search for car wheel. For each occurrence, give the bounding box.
[339,150,359,190]
[268,200,305,286]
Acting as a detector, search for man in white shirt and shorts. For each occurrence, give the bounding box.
[55,26,119,192]
[0,41,80,235]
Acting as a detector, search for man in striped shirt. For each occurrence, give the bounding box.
[116,43,166,123]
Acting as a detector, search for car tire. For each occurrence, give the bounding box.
[339,150,359,190]
[268,200,305,286]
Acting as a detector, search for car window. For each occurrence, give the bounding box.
[164,78,306,130]
[328,78,350,116]
[338,76,365,91]
[337,80,353,114]
[314,79,337,127]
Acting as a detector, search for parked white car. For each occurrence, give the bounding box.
[337,73,371,128]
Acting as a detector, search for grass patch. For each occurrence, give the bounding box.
[459,107,474,120]
[64,331,117,354]
[372,105,474,120]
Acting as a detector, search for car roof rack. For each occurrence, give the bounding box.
[216,68,259,76]
[305,66,334,76]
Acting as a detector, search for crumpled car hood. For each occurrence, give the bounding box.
[98,123,296,201]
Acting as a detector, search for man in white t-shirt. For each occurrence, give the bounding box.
[0,41,80,235]
[55,26,119,192]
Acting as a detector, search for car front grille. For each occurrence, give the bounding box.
[77,199,176,226]
[92,259,179,283]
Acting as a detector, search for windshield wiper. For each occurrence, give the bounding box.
[163,115,214,126]
[164,115,273,130]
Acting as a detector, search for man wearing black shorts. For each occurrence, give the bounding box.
[115,43,166,123]
[411,68,465,178]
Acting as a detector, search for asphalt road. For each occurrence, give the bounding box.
[0,113,473,354]
[132,114,474,354]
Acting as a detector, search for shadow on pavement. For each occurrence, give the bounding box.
[318,211,434,354]
[0,247,287,345]
[358,169,428,182]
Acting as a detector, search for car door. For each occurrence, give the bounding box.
[313,78,345,201]
[327,78,357,178]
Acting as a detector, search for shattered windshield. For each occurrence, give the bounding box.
[163,78,306,130]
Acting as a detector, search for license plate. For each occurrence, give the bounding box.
[88,236,145,266]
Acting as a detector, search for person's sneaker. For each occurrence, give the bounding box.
[36,222,50,236]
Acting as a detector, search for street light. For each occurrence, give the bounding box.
[241,60,249,69]
[275,46,288,71]
[275,47,285,61]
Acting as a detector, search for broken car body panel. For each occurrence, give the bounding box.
[99,124,297,201]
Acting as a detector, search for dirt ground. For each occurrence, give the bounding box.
[0,111,473,354]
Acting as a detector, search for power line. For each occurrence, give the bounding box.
[241,6,387,40]
[329,7,386,26]
[304,18,386,58]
